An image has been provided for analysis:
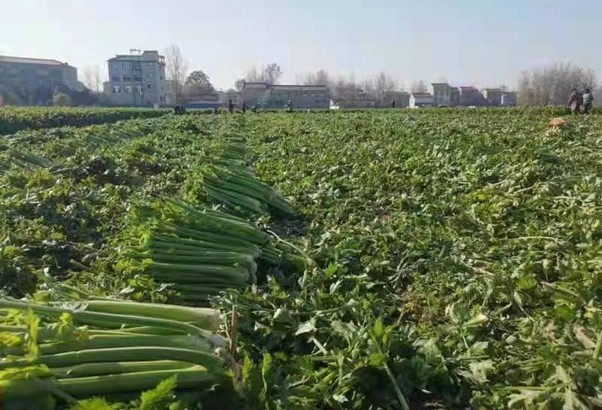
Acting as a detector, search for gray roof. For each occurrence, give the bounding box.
[109,51,163,62]
[0,55,67,66]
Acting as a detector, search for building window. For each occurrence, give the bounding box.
[125,85,132,93]
[123,76,131,82]
[112,76,119,82]
[134,76,142,82]
[112,86,121,93]
[147,84,152,89]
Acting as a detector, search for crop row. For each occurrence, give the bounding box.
[0,107,169,135]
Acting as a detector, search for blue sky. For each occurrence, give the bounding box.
[2,0,599,90]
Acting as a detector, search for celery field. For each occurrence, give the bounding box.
[2,108,602,408]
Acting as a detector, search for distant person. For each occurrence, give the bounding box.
[242,100,247,113]
[228,99,234,114]
[213,106,219,115]
[391,100,396,108]
[286,100,293,113]
[583,89,594,114]
[567,89,581,115]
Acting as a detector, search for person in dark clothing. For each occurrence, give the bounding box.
[391,100,396,108]
[583,89,594,114]
[567,89,581,115]
[228,99,234,114]
[241,100,247,113]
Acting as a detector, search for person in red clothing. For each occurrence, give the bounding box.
[567,89,582,115]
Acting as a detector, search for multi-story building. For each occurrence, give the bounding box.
[103,50,170,107]
[241,82,330,109]
[482,88,502,106]
[431,83,456,106]
[0,55,80,105]
[501,91,518,106]
[409,93,434,108]
[450,87,461,106]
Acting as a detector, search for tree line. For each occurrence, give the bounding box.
[79,44,600,107]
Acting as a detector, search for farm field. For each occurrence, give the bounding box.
[0,107,169,135]
[1,108,602,409]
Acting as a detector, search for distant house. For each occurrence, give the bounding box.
[431,83,455,106]
[459,86,488,106]
[241,82,330,109]
[218,89,241,105]
[410,93,434,108]
[0,55,81,105]
[183,87,219,103]
[103,50,170,107]
[271,84,330,109]
[501,91,518,106]
[181,85,221,110]
[450,87,460,106]
[384,91,410,108]
[332,84,373,108]
[482,88,502,106]
[241,82,270,107]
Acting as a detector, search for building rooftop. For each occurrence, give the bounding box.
[109,50,164,62]
[242,82,269,89]
[273,84,328,90]
[243,82,329,91]
[0,55,68,66]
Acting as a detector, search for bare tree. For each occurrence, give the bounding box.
[411,81,428,93]
[314,69,330,86]
[517,71,534,106]
[82,66,102,93]
[331,75,371,108]
[240,63,283,86]
[264,63,282,85]
[244,66,264,83]
[374,72,397,104]
[361,78,376,101]
[164,45,189,105]
[299,69,331,86]
[517,62,598,106]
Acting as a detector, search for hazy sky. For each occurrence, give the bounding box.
[2,0,600,90]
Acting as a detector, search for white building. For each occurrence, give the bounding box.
[410,93,434,108]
